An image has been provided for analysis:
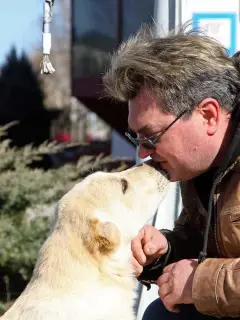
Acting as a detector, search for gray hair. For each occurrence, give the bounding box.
[103,24,240,116]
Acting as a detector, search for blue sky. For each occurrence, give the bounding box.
[0,0,42,66]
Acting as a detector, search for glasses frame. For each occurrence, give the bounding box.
[125,109,188,150]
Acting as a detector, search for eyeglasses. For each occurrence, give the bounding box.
[125,109,188,150]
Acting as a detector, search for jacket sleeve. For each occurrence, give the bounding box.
[162,208,203,263]
[192,257,240,317]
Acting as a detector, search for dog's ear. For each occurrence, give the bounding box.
[85,219,121,256]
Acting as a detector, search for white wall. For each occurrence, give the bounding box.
[136,182,182,320]
[135,148,183,319]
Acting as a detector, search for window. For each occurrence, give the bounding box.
[72,0,118,78]
[122,0,155,40]
[72,0,155,79]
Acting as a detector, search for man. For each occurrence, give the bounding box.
[103,25,240,319]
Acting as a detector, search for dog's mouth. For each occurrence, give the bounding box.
[144,159,170,180]
[160,169,169,180]
[158,165,170,180]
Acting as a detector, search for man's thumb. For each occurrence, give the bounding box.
[144,234,168,256]
[144,242,157,255]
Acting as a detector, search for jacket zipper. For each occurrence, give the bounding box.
[213,189,223,257]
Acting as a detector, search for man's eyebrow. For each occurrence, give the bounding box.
[127,124,152,134]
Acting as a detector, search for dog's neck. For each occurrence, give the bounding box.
[31,230,135,293]
[100,243,136,289]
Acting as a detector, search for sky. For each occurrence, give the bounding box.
[0,0,42,66]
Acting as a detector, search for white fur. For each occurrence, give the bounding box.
[1,163,169,320]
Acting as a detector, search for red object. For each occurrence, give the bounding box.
[53,132,71,143]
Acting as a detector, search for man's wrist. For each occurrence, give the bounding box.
[137,240,172,289]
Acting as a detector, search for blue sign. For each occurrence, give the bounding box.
[192,12,237,56]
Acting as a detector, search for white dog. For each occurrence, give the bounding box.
[1,161,169,320]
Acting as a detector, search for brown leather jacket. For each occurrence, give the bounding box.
[167,157,240,317]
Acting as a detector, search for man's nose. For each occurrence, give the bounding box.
[138,144,153,159]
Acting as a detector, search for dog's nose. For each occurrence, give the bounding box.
[143,159,159,169]
[142,160,169,179]
[131,159,159,169]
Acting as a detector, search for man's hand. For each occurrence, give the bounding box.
[131,225,168,276]
[157,259,198,312]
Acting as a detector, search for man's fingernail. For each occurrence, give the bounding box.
[140,254,146,264]
[146,244,156,254]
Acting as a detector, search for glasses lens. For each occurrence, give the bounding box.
[125,131,139,146]
[127,130,138,139]
[125,131,155,149]
[140,140,155,150]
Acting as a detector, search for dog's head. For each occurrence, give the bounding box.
[55,161,169,262]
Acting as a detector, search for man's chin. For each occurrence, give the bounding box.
[167,173,180,182]
[159,162,191,182]
[165,169,185,182]
[159,163,176,182]
[169,172,197,182]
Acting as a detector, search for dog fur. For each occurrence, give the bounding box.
[1,161,169,320]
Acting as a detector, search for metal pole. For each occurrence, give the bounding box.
[154,0,169,35]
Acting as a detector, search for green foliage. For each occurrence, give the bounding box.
[0,302,6,315]
[0,216,50,281]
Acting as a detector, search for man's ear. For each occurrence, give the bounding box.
[198,98,220,135]
[85,219,121,256]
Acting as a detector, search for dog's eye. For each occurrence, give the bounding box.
[121,179,128,194]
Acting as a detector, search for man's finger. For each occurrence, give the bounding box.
[143,230,168,256]
[131,229,146,265]
[162,294,180,313]
[158,282,171,300]
[157,272,170,287]
[140,226,158,256]
[131,256,143,276]
[143,241,157,255]
[140,225,154,245]
[163,262,176,273]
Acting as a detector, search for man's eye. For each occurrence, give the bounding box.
[140,133,153,139]
[129,130,138,139]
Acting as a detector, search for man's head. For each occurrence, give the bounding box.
[103,25,240,181]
